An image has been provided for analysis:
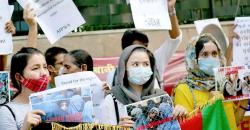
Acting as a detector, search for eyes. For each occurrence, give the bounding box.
[131,61,150,67]
[64,64,71,70]
[31,64,47,70]
[200,51,219,58]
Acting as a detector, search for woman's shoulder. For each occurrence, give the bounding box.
[175,83,190,91]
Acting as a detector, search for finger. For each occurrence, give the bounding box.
[119,121,134,127]
[5,22,11,26]
[120,116,132,121]
[32,110,46,116]
[32,114,42,120]
[6,28,12,33]
[30,118,41,127]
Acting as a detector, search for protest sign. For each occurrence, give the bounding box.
[30,85,94,122]
[125,94,180,130]
[130,0,171,30]
[17,0,85,44]
[93,57,118,81]
[0,5,14,55]
[214,66,250,101]
[194,18,222,34]
[233,17,250,66]
[0,71,9,104]
[55,71,104,122]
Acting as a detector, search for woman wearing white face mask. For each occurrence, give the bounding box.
[99,45,187,128]
[174,33,247,130]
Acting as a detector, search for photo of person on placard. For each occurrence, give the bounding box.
[224,73,242,96]
[242,74,250,94]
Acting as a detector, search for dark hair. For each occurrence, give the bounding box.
[121,30,149,50]
[10,47,43,100]
[195,35,220,59]
[123,48,155,87]
[68,49,93,71]
[45,47,67,66]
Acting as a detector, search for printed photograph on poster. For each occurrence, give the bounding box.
[214,66,250,101]
[125,94,180,130]
[239,69,250,94]
[55,71,105,121]
[0,71,9,104]
[29,85,94,122]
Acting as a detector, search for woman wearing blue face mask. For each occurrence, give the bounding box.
[174,33,247,130]
[99,45,187,128]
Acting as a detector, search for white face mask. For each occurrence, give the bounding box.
[127,66,153,85]
[58,67,64,75]
[198,57,221,76]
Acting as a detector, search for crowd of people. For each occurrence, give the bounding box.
[0,0,249,130]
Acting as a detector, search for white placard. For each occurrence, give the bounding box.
[17,0,85,44]
[130,0,171,30]
[233,17,250,66]
[55,71,105,122]
[194,18,222,34]
[0,5,14,55]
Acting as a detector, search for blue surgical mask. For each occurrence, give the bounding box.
[198,57,220,76]
[127,66,153,85]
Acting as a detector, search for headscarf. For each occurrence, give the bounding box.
[182,33,226,91]
[111,45,165,105]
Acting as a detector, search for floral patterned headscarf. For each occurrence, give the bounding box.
[182,33,226,91]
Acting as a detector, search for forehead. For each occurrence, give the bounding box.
[27,53,46,65]
[55,53,65,62]
[201,41,219,52]
[127,50,149,62]
[63,54,75,64]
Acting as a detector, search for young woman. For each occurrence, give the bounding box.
[100,45,186,128]
[0,47,49,130]
[174,33,247,130]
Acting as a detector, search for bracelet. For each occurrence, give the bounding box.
[169,7,176,16]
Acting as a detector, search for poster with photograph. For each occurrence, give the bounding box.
[55,71,105,122]
[214,66,250,101]
[125,94,180,130]
[29,85,94,122]
[0,71,9,104]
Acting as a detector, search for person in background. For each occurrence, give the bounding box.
[62,49,93,74]
[45,47,68,88]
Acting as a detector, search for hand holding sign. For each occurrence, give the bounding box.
[5,21,15,35]
[17,0,85,44]
[23,4,37,26]
[168,0,176,12]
